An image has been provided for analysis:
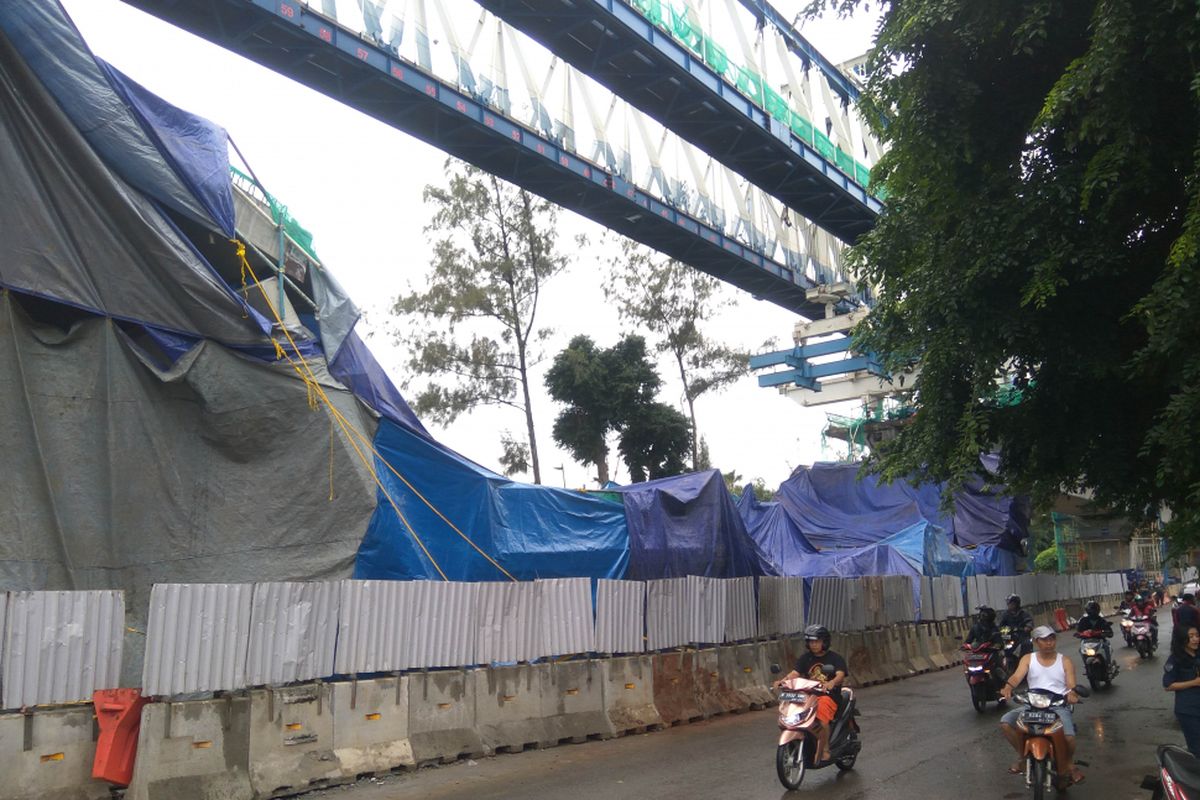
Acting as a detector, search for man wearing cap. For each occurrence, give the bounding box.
[999,625,1084,788]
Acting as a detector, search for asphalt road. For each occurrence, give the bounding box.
[314,609,1181,800]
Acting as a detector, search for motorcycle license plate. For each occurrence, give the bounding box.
[1022,711,1057,725]
[779,691,807,702]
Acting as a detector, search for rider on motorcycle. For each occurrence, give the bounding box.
[999,594,1035,657]
[1075,601,1114,638]
[965,605,1003,646]
[774,624,847,766]
[1119,590,1136,612]
[1000,625,1084,789]
[1131,593,1160,646]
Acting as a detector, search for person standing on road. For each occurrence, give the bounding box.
[773,624,847,766]
[1000,626,1084,788]
[1175,594,1200,633]
[1164,625,1200,757]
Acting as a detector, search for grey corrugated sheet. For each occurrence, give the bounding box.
[0,593,6,683]
[537,578,595,656]
[476,581,538,664]
[336,580,479,672]
[880,576,916,624]
[595,579,644,653]
[646,578,688,650]
[723,577,757,642]
[143,583,252,696]
[757,577,805,636]
[685,576,725,644]
[245,581,340,686]
[409,580,478,668]
[809,578,864,631]
[1,590,124,708]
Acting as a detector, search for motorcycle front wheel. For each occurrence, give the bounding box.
[970,683,986,713]
[1029,757,1048,800]
[776,739,806,790]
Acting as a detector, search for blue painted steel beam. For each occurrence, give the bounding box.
[472,0,881,245]
[748,336,853,370]
[120,0,851,317]
[754,349,885,389]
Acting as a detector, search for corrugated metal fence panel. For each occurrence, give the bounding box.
[143,583,251,696]
[809,578,864,632]
[537,578,595,656]
[1,590,124,708]
[646,579,688,650]
[940,576,966,619]
[757,577,805,636]
[723,577,757,642]
[882,576,917,624]
[685,576,725,644]
[1015,575,1037,606]
[245,581,340,686]
[334,580,414,674]
[476,581,538,664]
[595,579,644,653]
[410,580,478,668]
[0,593,7,685]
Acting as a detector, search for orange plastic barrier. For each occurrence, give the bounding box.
[92,688,149,786]
[1054,608,1070,632]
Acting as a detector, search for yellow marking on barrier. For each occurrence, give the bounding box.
[564,688,579,696]
[285,723,303,731]
[743,667,753,673]
[710,672,719,678]
[671,678,679,684]
[437,703,452,710]
[624,683,636,690]
[365,713,381,721]
[40,753,64,763]
[192,741,213,750]
[501,695,516,702]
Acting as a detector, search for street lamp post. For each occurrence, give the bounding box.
[554,464,566,488]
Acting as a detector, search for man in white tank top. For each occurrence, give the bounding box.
[998,625,1084,786]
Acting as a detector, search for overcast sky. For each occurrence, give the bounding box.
[58,0,882,490]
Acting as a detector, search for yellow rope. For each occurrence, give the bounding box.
[328,418,336,502]
[230,239,517,581]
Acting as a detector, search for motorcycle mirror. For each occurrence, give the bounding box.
[769,663,782,675]
[1074,685,1092,698]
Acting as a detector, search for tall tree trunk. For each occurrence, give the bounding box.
[594,447,610,486]
[674,351,698,470]
[518,340,541,483]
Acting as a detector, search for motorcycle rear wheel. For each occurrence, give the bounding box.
[776,740,806,790]
[835,749,857,772]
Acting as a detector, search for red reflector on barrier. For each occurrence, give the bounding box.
[92,688,149,786]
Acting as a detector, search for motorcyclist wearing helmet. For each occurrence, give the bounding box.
[1118,590,1136,613]
[998,594,1035,657]
[1130,593,1160,646]
[774,624,847,765]
[1075,600,1114,638]
[965,605,1003,647]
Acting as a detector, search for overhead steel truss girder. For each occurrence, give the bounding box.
[473,0,881,244]
[749,336,885,390]
[122,0,851,317]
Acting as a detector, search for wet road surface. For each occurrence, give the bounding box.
[315,610,1181,799]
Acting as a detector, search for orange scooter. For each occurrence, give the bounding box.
[1010,685,1090,798]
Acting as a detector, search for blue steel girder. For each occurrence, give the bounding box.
[749,339,885,389]
[473,0,881,244]
[120,0,852,317]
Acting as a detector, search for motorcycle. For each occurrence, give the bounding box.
[1131,613,1158,658]
[1011,685,1091,799]
[961,639,1006,711]
[1119,609,1134,647]
[1000,625,1025,674]
[770,665,862,790]
[1075,629,1118,689]
[1142,744,1200,799]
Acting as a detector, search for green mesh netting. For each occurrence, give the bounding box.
[813,130,836,161]
[230,166,319,262]
[702,36,728,75]
[855,162,871,188]
[634,0,665,26]
[835,147,855,176]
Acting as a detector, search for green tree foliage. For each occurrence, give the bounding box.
[605,240,759,470]
[812,0,1200,542]
[497,431,530,478]
[390,161,575,483]
[1034,546,1060,574]
[545,334,691,484]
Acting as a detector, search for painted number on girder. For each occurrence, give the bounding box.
[391,66,404,80]
[484,115,495,128]
[356,47,369,61]
[279,3,295,18]
[425,83,437,98]
[455,100,468,114]
[318,28,332,42]
[511,130,521,142]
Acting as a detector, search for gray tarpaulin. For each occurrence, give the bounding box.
[0,291,378,682]
[0,27,267,345]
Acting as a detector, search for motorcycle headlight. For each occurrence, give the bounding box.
[1084,648,1097,656]
[783,711,806,727]
[1029,694,1052,709]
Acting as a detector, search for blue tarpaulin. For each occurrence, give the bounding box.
[879,523,976,577]
[354,419,629,581]
[967,544,1018,576]
[736,485,817,576]
[611,470,764,580]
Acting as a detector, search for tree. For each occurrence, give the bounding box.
[810,0,1200,544]
[618,402,692,483]
[390,160,575,483]
[605,239,759,471]
[545,334,686,485]
[1033,546,1060,575]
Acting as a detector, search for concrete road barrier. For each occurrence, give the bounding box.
[541,660,608,744]
[0,706,110,800]
[126,697,253,800]
[473,664,550,754]
[247,684,344,798]
[722,644,773,707]
[330,677,413,778]
[407,669,482,764]
[694,648,745,716]
[651,651,704,725]
[599,656,662,736]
